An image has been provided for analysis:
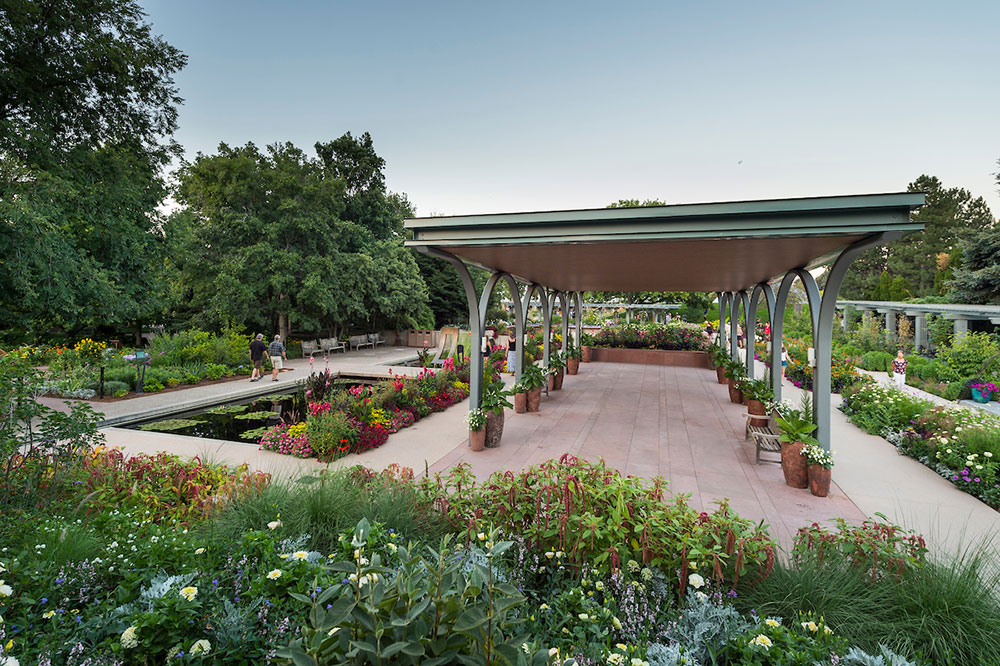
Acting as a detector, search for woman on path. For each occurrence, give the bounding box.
[891,349,908,388]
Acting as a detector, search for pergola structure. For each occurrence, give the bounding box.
[405,193,925,451]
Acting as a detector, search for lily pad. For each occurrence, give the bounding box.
[204,404,248,415]
[255,394,292,402]
[138,419,201,432]
[240,426,272,441]
[234,411,273,420]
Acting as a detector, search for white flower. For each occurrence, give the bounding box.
[387,543,397,553]
[607,654,625,666]
[539,603,550,610]
[578,613,589,621]
[0,563,5,573]
[688,573,705,589]
[121,625,139,649]
[194,547,205,555]
[0,581,11,597]
[267,569,282,580]
[986,452,994,458]
[548,647,559,657]
[267,520,282,530]
[190,639,211,655]
[179,586,198,601]
[359,557,369,566]
[612,616,622,630]
[545,551,555,559]
[764,618,780,627]
[477,532,486,541]
[595,581,605,591]
[695,591,708,602]
[1,656,19,666]
[751,634,773,650]
[801,620,818,632]
[976,465,984,470]
[292,550,309,560]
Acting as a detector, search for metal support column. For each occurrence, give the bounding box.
[573,292,583,349]
[717,292,729,350]
[521,284,546,376]
[427,249,483,411]
[773,269,820,407]
[729,292,740,360]
[815,232,902,451]
[479,273,524,383]
[748,283,775,381]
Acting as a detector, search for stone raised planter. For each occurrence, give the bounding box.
[589,348,711,368]
[485,410,504,448]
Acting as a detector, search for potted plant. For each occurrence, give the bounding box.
[742,378,773,417]
[522,364,545,412]
[723,361,747,404]
[714,348,730,384]
[580,333,595,363]
[970,381,997,404]
[467,408,487,452]
[801,444,834,497]
[512,382,528,413]
[775,412,819,489]
[547,354,566,391]
[565,342,582,375]
[481,382,513,448]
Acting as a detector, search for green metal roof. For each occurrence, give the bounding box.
[405,192,925,292]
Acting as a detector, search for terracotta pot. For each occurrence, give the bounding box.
[781,441,808,488]
[581,346,593,363]
[469,428,486,452]
[566,358,580,375]
[557,369,565,389]
[527,386,541,412]
[485,409,504,448]
[513,392,527,414]
[809,465,831,497]
[716,367,727,384]
[747,399,766,416]
[727,380,743,404]
[547,374,557,391]
[747,414,769,428]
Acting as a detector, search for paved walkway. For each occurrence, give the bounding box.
[94,357,1000,556]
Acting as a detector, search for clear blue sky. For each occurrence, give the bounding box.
[143,0,1000,216]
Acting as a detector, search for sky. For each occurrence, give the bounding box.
[142,0,1000,217]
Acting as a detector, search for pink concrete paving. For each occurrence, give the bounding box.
[431,361,866,549]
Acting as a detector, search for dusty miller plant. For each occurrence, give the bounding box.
[647,591,748,666]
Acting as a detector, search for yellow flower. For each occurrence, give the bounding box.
[764,618,780,627]
[751,634,773,649]
[194,547,205,555]
[801,621,818,632]
[43,610,55,619]
[292,550,309,560]
[267,569,282,580]
[179,586,198,602]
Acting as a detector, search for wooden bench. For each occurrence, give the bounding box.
[320,337,346,354]
[368,333,385,348]
[350,334,374,351]
[746,409,781,464]
[301,340,324,358]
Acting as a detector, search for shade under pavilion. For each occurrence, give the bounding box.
[405,192,925,450]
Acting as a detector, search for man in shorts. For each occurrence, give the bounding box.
[249,333,268,382]
[268,334,287,382]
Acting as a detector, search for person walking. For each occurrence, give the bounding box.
[506,328,517,375]
[891,349,908,389]
[781,345,789,380]
[249,333,268,382]
[268,334,287,382]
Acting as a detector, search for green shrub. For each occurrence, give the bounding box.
[142,380,164,392]
[103,380,129,397]
[937,332,1000,380]
[306,411,358,462]
[860,351,892,372]
[944,381,965,401]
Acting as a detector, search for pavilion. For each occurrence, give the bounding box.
[405,192,926,451]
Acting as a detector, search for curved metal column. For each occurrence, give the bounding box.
[815,232,903,450]
[717,292,730,351]
[479,272,524,382]
[572,292,584,349]
[558,292,570,355]
[731,291,750,364]
[747,282,776,380]
[523,284,547,371]
[772,268,821,412]
[426,249,483,411]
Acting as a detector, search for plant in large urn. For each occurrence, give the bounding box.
[742,378,773,427]
[546,354,566,391]
[512,382,528,413]
[775,412,818,489]
[522,364,545,412]
[723,361,747,405]
[801,444,834,497]
[580,332,595,363]
[467,408,487,452]
[564,341,582,375]
[481,382,513,449]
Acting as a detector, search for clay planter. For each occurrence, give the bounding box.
[809,465,831,497]
[716,367,727,384]
[581,346,593,363]
[513,392,527,414]
[747,399,767,416]
[527,386,541,412]
[547,374,557,391]
[727,380,743,404]
[781,441,808,489]
[469,428,486,452]
[566,358,580,375]
[555,369,565,390]
[485,410,505,448]
[748,414,769,428]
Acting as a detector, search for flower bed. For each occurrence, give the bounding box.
[590,321,711,352]
[841,382,1000,509]
[259,361,471,463]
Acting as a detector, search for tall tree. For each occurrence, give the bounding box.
[840,175,994,300]
[0,0,185,340]
[170,138,430,339]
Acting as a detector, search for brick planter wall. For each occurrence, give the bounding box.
[589,348,711,368]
